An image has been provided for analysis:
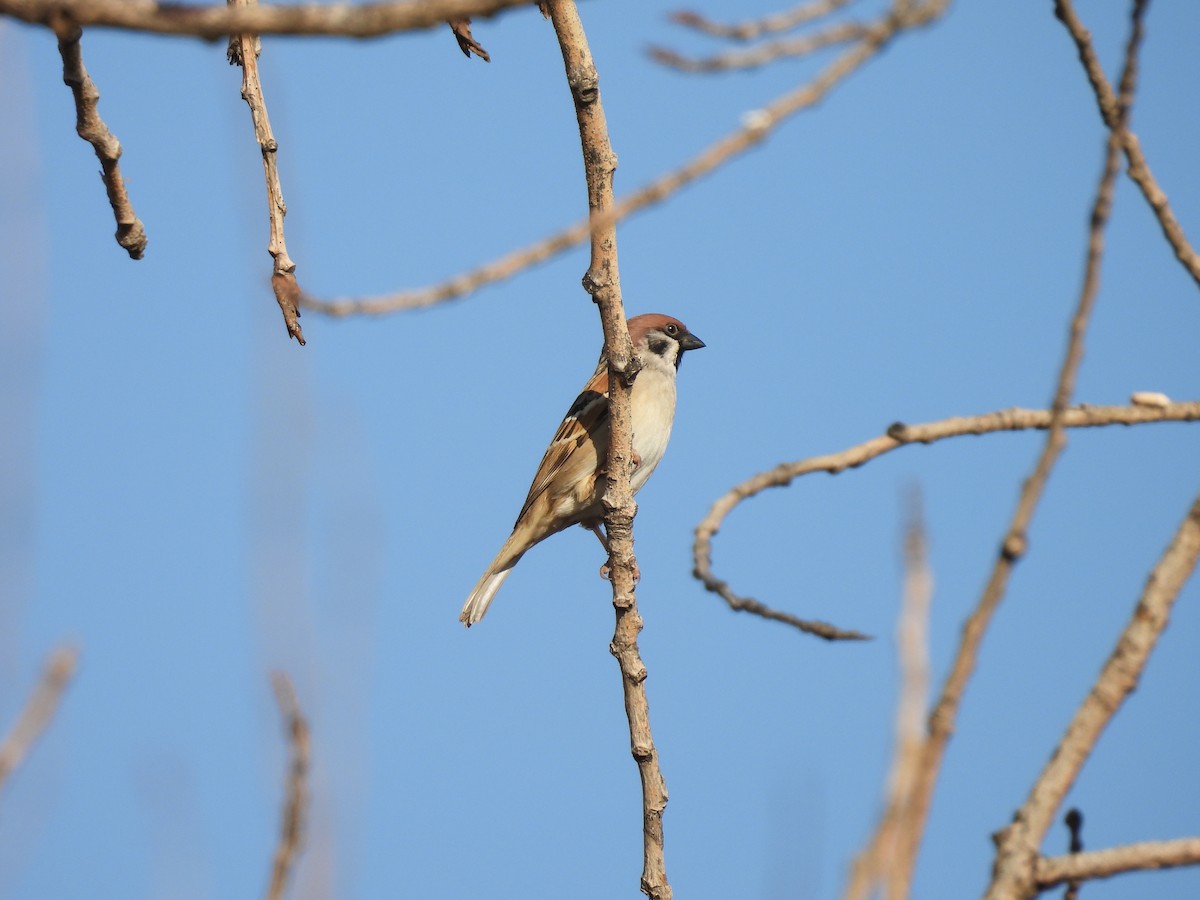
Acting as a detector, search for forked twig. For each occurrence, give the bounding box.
[989,484,1200,897]
[1055,0,1200,292]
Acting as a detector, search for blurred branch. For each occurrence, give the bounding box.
[228,0,304,345]
[668,0,854,41]
[0,646,78,794]
[55,25,146,259]
[266,672,310,900]
[845,490,931,900]
[1037,837,1200,889]
[693,400,1200,640]
[544,2,670,897]
[0,0,532,39]
[301,0,950,318]
[651,0,943,73]
[990,485,1200,898]
[650,21,868,73]
[1055,0,1200,293]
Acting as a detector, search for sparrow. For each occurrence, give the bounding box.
[460,313,705,626]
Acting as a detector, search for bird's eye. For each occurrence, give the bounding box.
[665,323,679,336]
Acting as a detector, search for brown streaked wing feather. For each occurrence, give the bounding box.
[514,366,610,526]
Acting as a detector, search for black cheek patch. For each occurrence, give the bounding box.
[649,339,671,357]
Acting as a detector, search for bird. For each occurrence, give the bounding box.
[460,313,705,626]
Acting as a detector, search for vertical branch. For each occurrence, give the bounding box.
[0,646,78,794]
[845,490,932,900]
[228,1,305,345]
[55,25,147,259]
[896,0,1147,887]
[544,3,670,898]
[266,672,310,900]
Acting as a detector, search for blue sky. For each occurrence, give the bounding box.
[1,1,1198,898]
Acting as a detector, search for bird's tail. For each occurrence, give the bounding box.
[460,533,531,626]
[459,565,513,627]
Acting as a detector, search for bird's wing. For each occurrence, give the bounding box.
[514,365,610,527]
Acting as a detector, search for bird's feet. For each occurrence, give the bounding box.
[599,558,641,583]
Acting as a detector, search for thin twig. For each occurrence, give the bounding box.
[0,646,79,794]
[668,0,855,41]
[1037,837,1200,889]
[55,26,146,259]
[650,21,868,73]
[301,0,950,318]
[266,672,311,900]
[0,0,532,39]
[844,489,932,900]
[1055,0,1200,292]
[693,401,1200,639]
[545,2,670,897]
[228,0,304,345]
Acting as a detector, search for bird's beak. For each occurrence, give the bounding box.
[679,331,706,352]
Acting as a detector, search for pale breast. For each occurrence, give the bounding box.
[629,364,677,495]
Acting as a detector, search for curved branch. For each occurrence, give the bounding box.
[693,402,1200,640]
[0,0,531,39]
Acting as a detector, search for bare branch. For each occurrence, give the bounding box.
[0,0,532,40]
[302,0,950,318]
[991,487,1200,895]
[905,9,1147,888]
[0,646,78,794]
[845,489,932,900]
[545,2,669,896]
[1055,0,1200,292]
[668,0,855,41]
[649,21,868,73]
[229,0,304,344]
[1037,837,1200,889]
[693,401,1200,639]
[266,672,311,900]
[55,26,146,259]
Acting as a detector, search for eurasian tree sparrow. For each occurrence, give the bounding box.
[460,313,705,626]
